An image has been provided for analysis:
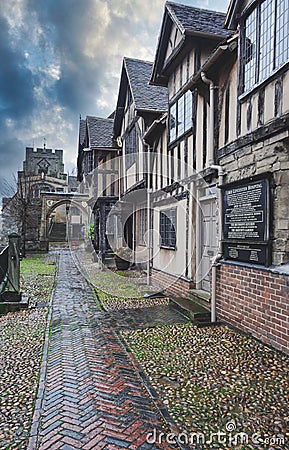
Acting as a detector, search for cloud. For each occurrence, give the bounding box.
[0,15,36,122]
[0,0,230,206]
[0,138,24,199]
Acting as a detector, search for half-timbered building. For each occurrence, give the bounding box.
[113,57,167,266]
[75,0,289,354]
[77,115,119,263]
[213,0,289,355]
[148,2,231,296]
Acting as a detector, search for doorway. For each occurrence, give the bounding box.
[199,196,218,292]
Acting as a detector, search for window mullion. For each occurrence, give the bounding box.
[176,99,179,139]
[273,0,277,69]
[256,3,261,84]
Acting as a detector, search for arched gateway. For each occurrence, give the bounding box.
[40,193,89,249]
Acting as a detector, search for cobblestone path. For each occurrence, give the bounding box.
[28,251,183,450]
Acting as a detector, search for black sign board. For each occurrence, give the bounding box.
[222,177,271,266]
[223,243,270,265]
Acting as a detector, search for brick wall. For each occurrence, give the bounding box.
[216,262,289,355]
[151,268,193,297]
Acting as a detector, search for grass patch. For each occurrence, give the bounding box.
[20,254,56,277]
[20,254,56,304]
[88,269,144,299]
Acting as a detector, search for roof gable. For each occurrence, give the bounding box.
[114,57,168,137]
[86,116,116,149]
[124,58,168,112]
[151,1,231,86]
[167,2,229,37]
[224,0,244,30]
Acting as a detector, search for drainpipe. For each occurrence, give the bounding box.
[119,136,126,193]
[210,164,224,323]
[200,71,224,323]
[117,149,121,201]
[147,147,151,286]
[195,181,201,290]
[201,72,215,166]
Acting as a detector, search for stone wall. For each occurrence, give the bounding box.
[219,132,289,265]
[24,147,65,179]
[216,262,289,355]
[216,129,289,355]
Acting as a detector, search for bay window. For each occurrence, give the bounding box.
[243,0,289,93]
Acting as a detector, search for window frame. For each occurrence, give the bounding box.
[138,207,147,246]
[241,0,289,95]
[169,90,193,144]
[86,151,93,173]
[125,126,138,168]
[159,207,177,249]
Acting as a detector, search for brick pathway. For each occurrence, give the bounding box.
[28,250,183,450]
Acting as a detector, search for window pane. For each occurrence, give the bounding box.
[178,95,185,137]
[87,151,93,173]
[125,127,137,154]
[139,208,147,245]
[184,90,192,132]
[170,103,177,142]
[259,0,275,82]
[160,208,176,248]
[276,0,289,68]
[244,8,257,91]
[125,127,137,167]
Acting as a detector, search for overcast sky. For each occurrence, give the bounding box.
[0,0,229,198]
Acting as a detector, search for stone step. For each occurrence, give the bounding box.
[189,289,211,302]
[169,295,211,326]
[48,222,66,241]
[102,252,116,268]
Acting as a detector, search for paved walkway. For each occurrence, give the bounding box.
[28,250,186,450]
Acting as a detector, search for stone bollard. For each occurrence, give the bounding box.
[7,233,20,293]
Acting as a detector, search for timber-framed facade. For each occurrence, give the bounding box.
[76,0,289,355]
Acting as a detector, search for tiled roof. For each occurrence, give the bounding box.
[86,116,116,149]
[166,2,231,37]
[124,58,168,112]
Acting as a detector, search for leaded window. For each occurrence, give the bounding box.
[138,208,147,245]
[160,208,176,248]
[169,91,193,143]
[86,151,93,173]
[243,0,289,93]
[125,127,138,167]
[244,8,257,91]
[170,103,177,142]
[259,0,275,81]
[276,0,289,68]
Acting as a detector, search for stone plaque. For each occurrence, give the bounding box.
[222,177,271,266]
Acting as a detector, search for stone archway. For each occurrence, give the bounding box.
[40,193,89,247]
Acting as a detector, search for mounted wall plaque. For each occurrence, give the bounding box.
[222,175,272,266]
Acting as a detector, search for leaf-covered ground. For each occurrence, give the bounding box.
[122,324,289,449]
[0,253,56,449]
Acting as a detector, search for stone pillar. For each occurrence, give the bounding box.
[39,196,49,251]
[7,233,20,292]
